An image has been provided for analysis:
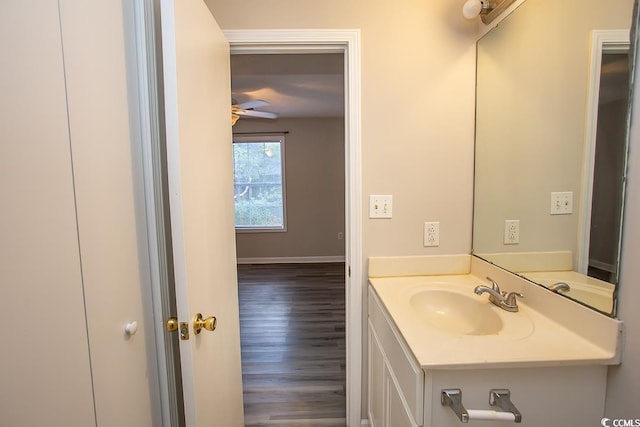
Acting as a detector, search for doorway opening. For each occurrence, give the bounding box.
[226,29,362,427]
[231,51,346,425]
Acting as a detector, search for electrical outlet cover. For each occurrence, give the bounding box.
[504,219,520,244]
[424,222,440,247]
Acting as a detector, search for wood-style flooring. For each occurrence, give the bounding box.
[237,263,346,427]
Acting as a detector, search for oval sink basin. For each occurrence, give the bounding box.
[410,290,503,335]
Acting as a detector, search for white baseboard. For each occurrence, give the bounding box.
[360,419,370,426]
[589,258,616,272]
[237,255,346,265]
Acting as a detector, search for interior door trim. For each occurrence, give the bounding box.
[133,0,185,425]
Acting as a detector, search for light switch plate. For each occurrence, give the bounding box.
[551,192,573,215]
[369,195,392,218]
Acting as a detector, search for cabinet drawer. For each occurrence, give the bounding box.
[369,287,424,424]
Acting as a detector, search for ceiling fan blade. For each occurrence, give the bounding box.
[236,99,269,110]
[236,109,279,119]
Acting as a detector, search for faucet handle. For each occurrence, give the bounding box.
[486,276,501,293]
[504,291,524,306]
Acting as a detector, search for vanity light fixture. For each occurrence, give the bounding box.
[462,0,517,24]
[463,0,494,20]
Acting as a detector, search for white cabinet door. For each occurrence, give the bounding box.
[369,323,386,427]
[160,0,245,425]
[369,320,420,427]
[386,365,419,427]
[0,1,95,425]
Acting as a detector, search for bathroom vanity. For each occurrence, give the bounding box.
[367,255,622,426]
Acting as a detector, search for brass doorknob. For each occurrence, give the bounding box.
[193,313,217,335]
[166,317,179,332]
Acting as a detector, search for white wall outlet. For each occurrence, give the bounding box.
[504,219,520,244]
[424,222,440,247]
[369,195,392,218]
[550,191,573,215]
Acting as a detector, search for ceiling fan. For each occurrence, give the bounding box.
[231,99,278,126]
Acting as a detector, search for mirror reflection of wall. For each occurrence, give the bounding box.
[472,0,634,316]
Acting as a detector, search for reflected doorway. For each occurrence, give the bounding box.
[579,30,631,291]
[589,52,630,283]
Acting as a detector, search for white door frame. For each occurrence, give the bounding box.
[578,29,630,275]
[224,29,363,426]
[133,0,183,424]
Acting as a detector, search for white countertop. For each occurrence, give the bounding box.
[369,273,621,369]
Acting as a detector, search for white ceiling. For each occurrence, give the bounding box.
[230,53,345,119]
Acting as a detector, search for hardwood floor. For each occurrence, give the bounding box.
[237,263,346,427]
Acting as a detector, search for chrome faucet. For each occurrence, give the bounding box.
[474,277,503,305]
[474,276,524,312]
[549,282,571,293]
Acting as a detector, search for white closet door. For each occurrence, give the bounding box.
[0,1,96,425]
[58,0,161,424]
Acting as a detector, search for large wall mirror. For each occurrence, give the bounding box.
[472,0,634,316]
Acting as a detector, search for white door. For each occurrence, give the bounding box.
[0,1,95,424]
[160,0,245,425]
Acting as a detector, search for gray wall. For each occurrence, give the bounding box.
[233,117,345,260]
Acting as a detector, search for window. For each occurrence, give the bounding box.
[232,134,286,231]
